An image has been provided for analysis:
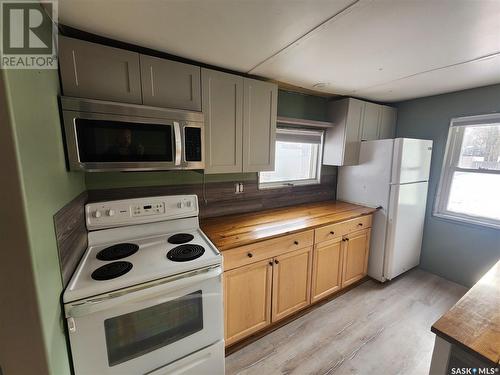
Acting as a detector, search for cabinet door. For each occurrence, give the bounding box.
[140,55,201,111]
[242,78,277,172]
[361,102,381,141]
[378,105,397,139]
[311,237,343,303]
[202,68,243,174]
[342,229,371,287]
[324,98,364,166]
[58,36,142,103]
[223,259,272,346]
[271,247,312,322]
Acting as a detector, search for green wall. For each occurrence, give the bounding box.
[86,89,332,190]
[396,84,500,287]
[3,68,85,373]
[278,89,329,121]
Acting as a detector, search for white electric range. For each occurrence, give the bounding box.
[63,195,224,375]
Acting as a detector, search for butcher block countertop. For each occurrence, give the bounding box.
[201,200,377,251]
[432,259,500,365]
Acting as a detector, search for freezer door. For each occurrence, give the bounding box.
[384,181,429,280]
[391,138,433,184]
[337,139,394,208]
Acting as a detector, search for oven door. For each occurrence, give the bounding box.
[65,266,223,375]
[63,110,184,172]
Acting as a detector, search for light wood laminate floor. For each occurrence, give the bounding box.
[226,269,467,375]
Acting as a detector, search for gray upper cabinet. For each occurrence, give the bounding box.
[378,105,397,139]
[361,102,380,141]
[58,36,142,104]
[140,55,201,111]
[323,98,397,166]
[243,78,277,172]
[324,98,364,166]
[202,68,244,174]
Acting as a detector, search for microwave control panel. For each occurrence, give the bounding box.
[85,195,198,230]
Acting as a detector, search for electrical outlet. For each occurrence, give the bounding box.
[234,182,244,194]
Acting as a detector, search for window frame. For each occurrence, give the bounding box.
[258,127,324,190]
[434,113,500,229]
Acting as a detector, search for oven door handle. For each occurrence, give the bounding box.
[173,121,182,166]
[65,265,222,318]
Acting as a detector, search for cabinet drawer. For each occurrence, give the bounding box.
[315,215,372,243]
[223,230,314,271]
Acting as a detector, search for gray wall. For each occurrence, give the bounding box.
[396,84,500,287]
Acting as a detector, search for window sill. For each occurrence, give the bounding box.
[258,180,321,190]
[433,211,500,230]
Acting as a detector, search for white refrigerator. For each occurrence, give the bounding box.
[337,138,433,282]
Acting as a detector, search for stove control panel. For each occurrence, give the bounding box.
[86,195,198,230]
[132,202,165,217]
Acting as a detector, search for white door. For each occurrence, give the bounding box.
[384,181,429,280]
[360,102,380,141]
[202,68,243,174]
[337,139,394,208]
[242,78,277,172]
[391,138,433,184]
[378,106,397,139]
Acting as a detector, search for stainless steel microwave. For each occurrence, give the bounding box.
[61,97,204,172]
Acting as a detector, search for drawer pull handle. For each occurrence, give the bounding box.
[358,223,363,226]
[342,238,347,242]
[247,253,253,258]
[294,241,299,245]
[269,261,273,266]
[330,231,335,235]
[274,259,279,265]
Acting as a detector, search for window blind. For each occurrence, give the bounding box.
[276,128,323,144]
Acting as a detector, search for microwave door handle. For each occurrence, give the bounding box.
[65,266,221,318]
[173,121,182,166]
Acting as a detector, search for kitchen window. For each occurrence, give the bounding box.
[259,128,323,189]
[434,114,500,229]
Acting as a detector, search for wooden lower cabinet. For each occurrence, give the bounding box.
[223,259,272,346]
[341,229,371,287]
[222,215,373,347]
[311,237,343,303]
[271,246,312,322]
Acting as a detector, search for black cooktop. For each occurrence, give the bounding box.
[167,233,195,244]
[96,243,139,261]
[167,244,205,262]
[91,261,133,281]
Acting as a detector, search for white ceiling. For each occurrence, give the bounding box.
[58,0,500,102]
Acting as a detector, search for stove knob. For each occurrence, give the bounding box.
[186,200,192,208]
[177,201,185,209]
[94,210,102,218]
[106,209,115,217]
